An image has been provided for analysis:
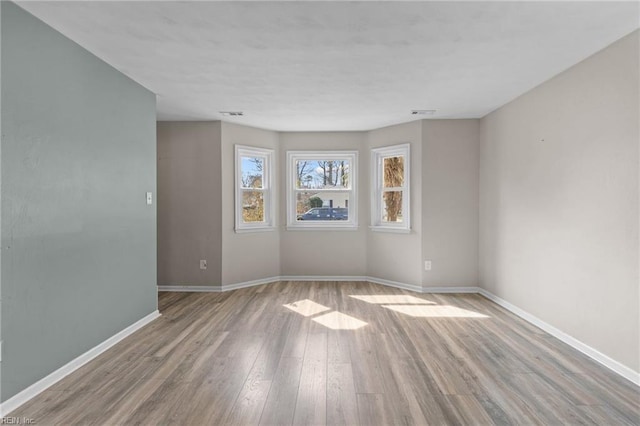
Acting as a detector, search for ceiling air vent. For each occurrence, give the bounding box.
[220,111,244,116]
[411,110,436,115]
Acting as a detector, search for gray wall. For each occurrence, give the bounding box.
[479,30,639,373]
[156,121,281,287]
[1,2,157,401]
[157,122,222,287]
[422,120,479,288]
[279,132,368,277]
[221,122,280,285]
[366,121,423,286]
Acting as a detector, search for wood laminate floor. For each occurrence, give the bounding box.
[11,281,640,425]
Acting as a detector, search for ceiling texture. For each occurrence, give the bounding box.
[16,1,640,131]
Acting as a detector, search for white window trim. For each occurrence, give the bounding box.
[286,150,358,230]
[235,145,276,233]
[370,143,410,233]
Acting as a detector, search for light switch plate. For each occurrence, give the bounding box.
[146,192,153,205]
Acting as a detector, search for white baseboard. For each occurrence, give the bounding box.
[222,276,280,291]
[157,277,281,293]
[158,276,478,295]
[159,275,419,293]
[0,310,161,417]
[158,276,371,293]
[280,275,368,282]
[421,286,481,294]
[158,285,222,292]
[478,289,640,386]
[366,276,423,293]
[159,277,478,295]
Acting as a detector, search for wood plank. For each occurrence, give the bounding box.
[436,394,496,426]
[349,331,386,394]
[356,393,392,426]
[327,331,351,364]
[258,357,304,425]
[292,333,328,425]
[326,363,359,426]
[223,377,272,426]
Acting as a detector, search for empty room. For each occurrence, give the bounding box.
[1,1,639,425]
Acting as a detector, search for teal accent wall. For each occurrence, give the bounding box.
[1,2,157,401]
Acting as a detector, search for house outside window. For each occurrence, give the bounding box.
[286,150,358,230]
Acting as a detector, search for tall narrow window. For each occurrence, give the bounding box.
[235,145,275,232]
[371,144,410,232]
[287,151,358,230]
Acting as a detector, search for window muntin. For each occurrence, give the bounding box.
[287,151,358,229]
[371,144,410,231]
[235,145,275,232]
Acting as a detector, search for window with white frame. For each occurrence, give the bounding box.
[287,151,358,229]
[371,144,410,232]
[235,145,275,232]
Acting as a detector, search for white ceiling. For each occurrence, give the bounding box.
[16,1,640,131]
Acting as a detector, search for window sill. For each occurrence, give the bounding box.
[235,226,277,234]
[369,226,411,234]
[286,225,359,232]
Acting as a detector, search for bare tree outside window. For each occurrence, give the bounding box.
[371,144,409,231]
[383,156,404,222]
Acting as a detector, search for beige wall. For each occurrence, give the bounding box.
[479,31,639,372]
[157,121,222,287]
[157,120,481,288]
[279,132,368,277]
[220,122,281,285]
[422,120,480,288]
[366,121,424,286]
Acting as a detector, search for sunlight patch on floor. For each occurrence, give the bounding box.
[312,311,368,330]
[283,299,369,330]
[382,304,489,318]
[283,299,331,317]
[350,294,435,305]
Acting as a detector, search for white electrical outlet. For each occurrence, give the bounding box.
[200,260,207,270]
[424,260,432,271]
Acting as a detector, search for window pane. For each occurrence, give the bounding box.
[296,192,349,221]
[241,157,264,189]
[382,191,403,222]
[295,160,350,189]
[242,190,264,222]
[383,156,404,188]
